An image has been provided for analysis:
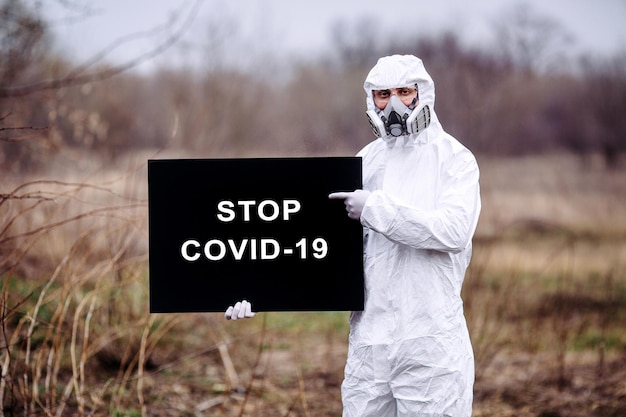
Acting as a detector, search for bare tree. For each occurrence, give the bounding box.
[581,53,626,167]
[0,0,204,171]
[492,3,574,74]
[330,17,383,70]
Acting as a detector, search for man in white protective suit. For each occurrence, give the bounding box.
[226,54,481,417]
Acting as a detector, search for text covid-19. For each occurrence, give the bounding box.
[180,199,329,262]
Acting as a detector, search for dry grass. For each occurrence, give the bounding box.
[1,151,625,416]
[466,153,626,416]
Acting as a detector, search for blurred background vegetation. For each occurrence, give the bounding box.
[2,0,625,172]
[1,0,625,416]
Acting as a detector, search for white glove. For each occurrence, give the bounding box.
[329,190,371,220]
[225,300,256,320]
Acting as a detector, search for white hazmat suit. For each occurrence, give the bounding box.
[341,55,481,417]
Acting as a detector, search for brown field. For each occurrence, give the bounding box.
[1,152,625,416]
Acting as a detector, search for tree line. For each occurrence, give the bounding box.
[1,1,625,173]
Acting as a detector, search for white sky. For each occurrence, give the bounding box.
[42,0,626,72]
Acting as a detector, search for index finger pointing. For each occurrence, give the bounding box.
[329,192,350,200]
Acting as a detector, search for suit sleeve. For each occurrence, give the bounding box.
[360,151,481,253]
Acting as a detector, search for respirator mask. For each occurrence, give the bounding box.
[366,93,431,139]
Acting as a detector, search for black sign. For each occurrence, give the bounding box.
[148,157,364,313]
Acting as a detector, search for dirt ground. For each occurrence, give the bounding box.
[128,321,626,417]
[473,351,626,417]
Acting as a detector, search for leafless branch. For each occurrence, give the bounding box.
[0,126,49,142]
[0,0,205,98]
[0,203,146,246]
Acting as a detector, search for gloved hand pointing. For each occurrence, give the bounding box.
[329,190,371,220]
[225,300,256,320]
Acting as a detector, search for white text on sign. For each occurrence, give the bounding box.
[180,199,330,262]
[216,199,301,222]
[180,237,328,261]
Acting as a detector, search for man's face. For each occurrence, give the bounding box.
[373,87,418,109]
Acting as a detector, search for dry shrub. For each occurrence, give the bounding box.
[0,157,158,415]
